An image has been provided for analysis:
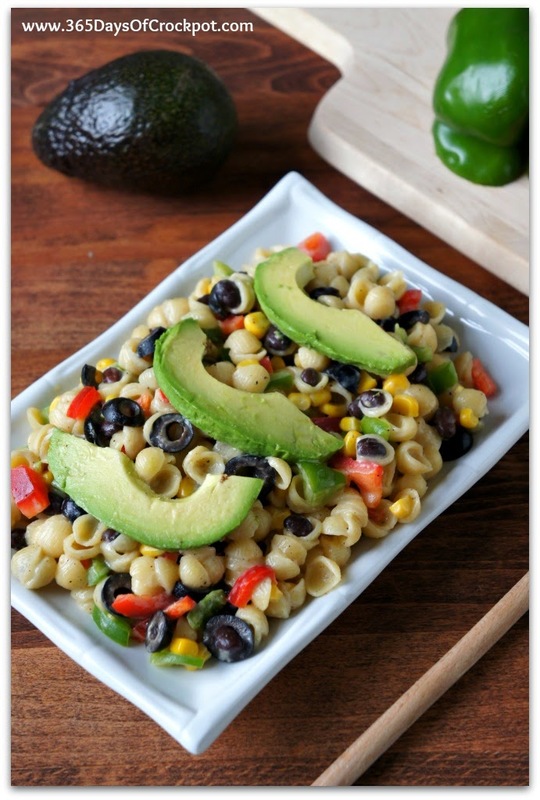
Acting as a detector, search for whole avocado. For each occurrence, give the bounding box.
[31,49,238,194]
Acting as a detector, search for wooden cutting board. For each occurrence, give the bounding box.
[255,7,529,295]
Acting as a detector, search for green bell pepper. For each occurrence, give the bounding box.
[432,8,529,186]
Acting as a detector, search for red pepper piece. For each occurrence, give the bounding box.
[397,288,422,314]
[66,385,102,419]
[297,232,332,262]
[218,314,245,336]
[11,465,50,517]
[471,357,498,397]
[163,595,197,619]
[228,565,276,608]
[110,591,173,619]
[329,454,384,509]
[259,355,274,374]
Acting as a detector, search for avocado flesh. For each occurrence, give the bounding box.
[254,248,417,376]
[31,50,237,195]
[47,429,262,549]
[153,319,342,461]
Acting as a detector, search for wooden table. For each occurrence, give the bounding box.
[11,8,529,787]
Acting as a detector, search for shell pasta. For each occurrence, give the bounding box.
[10,234,496,669]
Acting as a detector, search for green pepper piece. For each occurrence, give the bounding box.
[432,8,529,186]
[87,556,111,587]
[427,360,458,395]
[150,648,209,669]
[187,588,228,630]
[265,369,294,393]
[213,259,234,277]
[410,344,434,364]
[360,416,392,440]
[296,460,347,507]
[91,604,132,646]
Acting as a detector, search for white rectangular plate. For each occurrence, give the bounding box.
[11,172,529,755]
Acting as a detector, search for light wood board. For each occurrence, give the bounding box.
[255,7,529,295]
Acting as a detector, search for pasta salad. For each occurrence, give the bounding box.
[10,232,497,669]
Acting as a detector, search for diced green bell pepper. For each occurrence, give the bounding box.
[150,649,208,669]
[265,369,294,393]
[360,416,392,440]
[427,360,458,395]
[296,460,347,507]
[87,555,111,586]
[213,259,234,277]
[432,8,529,186]
[187,588,228,630]
[92,604,132,646]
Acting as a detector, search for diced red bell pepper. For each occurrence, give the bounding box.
[471,357,498,398]
[297,232,332,262]
[397,288,422,315]
[11,464,50,518]
[329,454,384,509]
[218,314,245,335]
[110,591,173,619]
[66,385,102,420]
[136,391,153,417]
[164,595,197,619]
[228,565,276,608]
[259,355,274,374]
[131,619,149,642]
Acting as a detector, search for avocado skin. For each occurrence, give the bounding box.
[31,50,238,195]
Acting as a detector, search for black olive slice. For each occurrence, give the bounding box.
[145,610,174,653]
[136,327,166,358]
[102,397,145,427]
[101,573,132,614]
[202,614,255,662]
[224,455,277,501]
[148,413,194,452]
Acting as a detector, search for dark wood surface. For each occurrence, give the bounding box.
[11,8,529,788]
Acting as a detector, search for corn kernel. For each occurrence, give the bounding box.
[41,470,54,486]
[389,495,414,520]
[358,371,378,392]
[140,544,164,557]
[178,476,197,498]
[310,388,332,407]
[197,277,213,296]
[237,358,260,367]
[343,430,361,457]
[49,395,61,413]
[459,407,479,429]
[96,358,116,372]
[320,402,347,417]
[339,416,362,432]
[391,394,419,417]
[383,374,410,395]
[170,637,199,657]
[269,583,284,602]
[288,392,311,411]
[244,311,270,338]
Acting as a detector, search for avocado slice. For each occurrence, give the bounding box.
[153,319,342,461]
[254,248,417,376]
[47,429,262,550]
